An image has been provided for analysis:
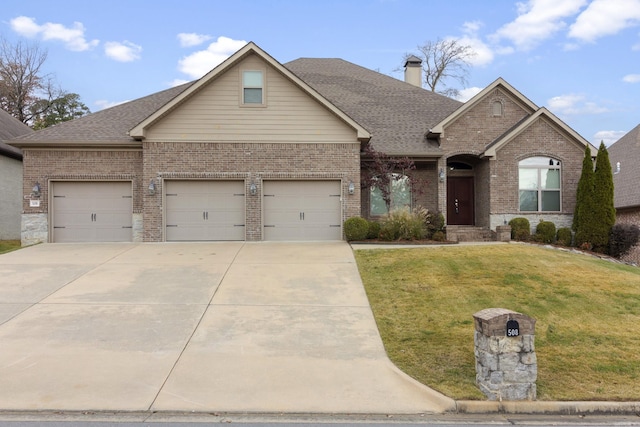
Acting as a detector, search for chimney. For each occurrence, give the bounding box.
[404,55,422,88]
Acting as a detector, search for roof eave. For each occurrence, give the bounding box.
[9,140,142,149]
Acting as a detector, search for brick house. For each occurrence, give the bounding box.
[8,42,594,244]
[608,124,640,264]
[0,109,33,240]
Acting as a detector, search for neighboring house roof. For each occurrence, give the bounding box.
[0,108,32,160]
[130,42,371,142]
[285,58,462,156]
[608,123,640,209]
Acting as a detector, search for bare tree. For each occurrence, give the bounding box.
[0,38,57,124]
[411,38,476,98]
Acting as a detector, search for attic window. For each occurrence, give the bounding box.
[492,100,503,117]
[243,70,263,104]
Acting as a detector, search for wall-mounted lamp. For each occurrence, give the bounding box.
[32,182,41,198]
[249,181,257,196]
[438,168,445,182]
[348,181,355,195]
[615,161,621,174]
[148,179,156,195]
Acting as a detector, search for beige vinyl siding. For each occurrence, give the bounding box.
[145,54,356,143]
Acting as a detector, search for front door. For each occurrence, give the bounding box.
[447,177,474,225]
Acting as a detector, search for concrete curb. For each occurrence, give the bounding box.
[455,400,640,415]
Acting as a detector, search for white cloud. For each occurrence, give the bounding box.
[547,93,608,115]
[569,0,640,42]
[178,36,247,79]
[177,32,213,47]
[593,130,627,146]
[9,16,98,51]
[94,99,129,110]
[455,21,495,66]
[492,0,587,50]
[104,41,142,62]
[456,87,483,102]
[168,78,191,87]
[623,74,640,83]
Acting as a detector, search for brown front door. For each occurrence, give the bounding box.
[447,177,474,225]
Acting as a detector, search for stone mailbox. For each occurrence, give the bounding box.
[473,308,537,401]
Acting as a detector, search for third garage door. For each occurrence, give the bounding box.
[165,180,245,241]
[263,180,342,241]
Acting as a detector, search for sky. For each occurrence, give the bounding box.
[2,0,639,146]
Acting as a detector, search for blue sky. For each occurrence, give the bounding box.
[2,0,639,146]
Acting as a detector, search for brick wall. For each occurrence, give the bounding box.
[441,88,585,232]
[142,142,360,242]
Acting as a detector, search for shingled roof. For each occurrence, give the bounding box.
[9,83,192,146]
[10,56,461,156]
[608,123,640,209]
[285,58,462,156]
[0,108,32,159]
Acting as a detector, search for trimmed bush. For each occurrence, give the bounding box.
[509,217,531,241]
[556,227,573,246]
[535,220,556,244]
[367,220,381,239]
[425,210,445,238]
[609,223,640,258]
[344,217,369,241]
[379,207,427,241]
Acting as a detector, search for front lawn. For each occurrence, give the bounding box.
[0,240,21,254]
[354,244,640,401]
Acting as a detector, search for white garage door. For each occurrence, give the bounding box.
[52,181,133,243]
[263,180,342,241]
[165,180,245,241]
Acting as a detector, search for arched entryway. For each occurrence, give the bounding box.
[446,155,480,226]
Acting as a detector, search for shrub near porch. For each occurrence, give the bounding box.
[354,244,640,400]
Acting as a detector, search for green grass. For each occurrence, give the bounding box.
[0,240,21,254]
[354,244,640,401]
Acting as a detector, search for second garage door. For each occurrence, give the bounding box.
[165,180,245,241]
[263,180,342,241]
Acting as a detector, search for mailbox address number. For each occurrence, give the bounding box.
[506,319,520,337]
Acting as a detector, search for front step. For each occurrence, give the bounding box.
[446,225,494,242]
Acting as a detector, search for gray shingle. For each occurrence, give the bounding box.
[0,108,32,159]
[11,83,192,143]
[285,58,462,155]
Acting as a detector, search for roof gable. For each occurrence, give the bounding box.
[129,42,370,141]
[429,78,538,136]
[483,107,596,158]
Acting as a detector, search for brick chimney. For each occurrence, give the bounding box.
[404,55,422,88]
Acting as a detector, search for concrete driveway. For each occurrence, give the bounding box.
[0,242,454,414]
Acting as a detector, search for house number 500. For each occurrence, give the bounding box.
[507,328,519,337]
[506,319,520,337]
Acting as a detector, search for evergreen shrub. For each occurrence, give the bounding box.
[535,220,556,244]
[344,217,369,241]
[509,217,531,241]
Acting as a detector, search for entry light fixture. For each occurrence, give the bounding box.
[439,168,445,182]
[348,181,355,195]
[32,182,41,198]
[249,181,257,196]
[148,179,156,195]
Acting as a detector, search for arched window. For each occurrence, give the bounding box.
[492,100,503,117]
[370,174,411,216]
[518,157,561,212]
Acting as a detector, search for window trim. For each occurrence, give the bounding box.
[518,156,562,212]
[240,68,266,107]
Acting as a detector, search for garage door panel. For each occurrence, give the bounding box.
[165,181,245,241]
[263,181,341,241]
[52,182,132,243]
